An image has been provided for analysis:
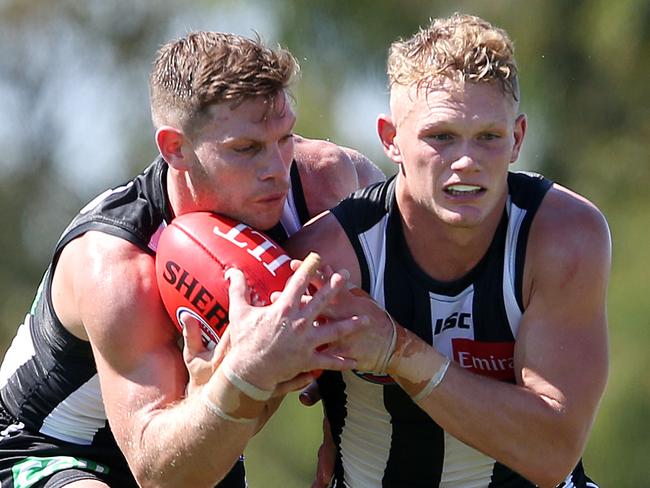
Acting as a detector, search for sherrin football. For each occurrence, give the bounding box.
[155,212,294,348]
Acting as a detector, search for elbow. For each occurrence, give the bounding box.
[124,441,218,488]
[127,443,236,488]
[529,467,573,488]
[135,470,223,488]
[523,432,586,487]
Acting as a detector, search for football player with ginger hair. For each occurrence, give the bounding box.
[0,32,383,487]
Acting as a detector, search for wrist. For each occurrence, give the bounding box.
[410,356,451,402]
[221,362,274,402]
[376,310,398,374]
[385,324,408,376]
[391,340,452,401]
[202,366,269,423]
[221,353,277,392]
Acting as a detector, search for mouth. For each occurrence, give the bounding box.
[255,192,287,205]
[443,183,485,197]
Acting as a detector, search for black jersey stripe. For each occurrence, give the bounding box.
[289,160,311,225]
[383,386,444,487]
[382,213,444,486]
[317,371,348,486]
[488,462,536,487]
[508,172,552,311]
[472,212,515,343]
[1,271,97,432]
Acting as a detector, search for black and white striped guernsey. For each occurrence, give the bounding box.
[0,156,310,488]
[318,172,598,488]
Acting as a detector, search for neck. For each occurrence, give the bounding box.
[396,186,505,283]
[166,168,195,218]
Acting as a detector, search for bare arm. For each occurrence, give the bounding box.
[54,232,360,487]
[293,136,384,217]
[287,188,611,487]
[55,233,261,487]
[339,144,386,188]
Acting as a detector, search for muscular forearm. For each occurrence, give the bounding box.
[127,367,265,488]
[389,328,585,487]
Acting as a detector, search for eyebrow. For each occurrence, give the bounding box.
[221,123,296,145]
[419,119,508,131]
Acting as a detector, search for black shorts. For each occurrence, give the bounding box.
[0,408,246,487]
[0,404,135,488]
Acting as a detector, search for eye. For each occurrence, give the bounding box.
[233,144,258,154]
[427,133,454,142]
[280,134,294,144]
[478,132,501,141]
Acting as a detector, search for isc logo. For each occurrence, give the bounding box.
[212,223,290,277]
[434,312,471,335]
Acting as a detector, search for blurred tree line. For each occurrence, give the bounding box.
[0,0,648,485]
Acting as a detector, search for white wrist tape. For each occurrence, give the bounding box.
[221,364,273,402]
[411,357,451,402]
[377,311,398,374]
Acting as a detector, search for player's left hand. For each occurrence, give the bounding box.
[317,287,396,374]
[182,316,230,395]
[183,315,313,397]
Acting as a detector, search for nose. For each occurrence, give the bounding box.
[449,142,479,172]
[450,155,478,171]
[259,143,291,181]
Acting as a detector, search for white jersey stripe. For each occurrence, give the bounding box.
[339,371,392,487]
[0,315,36,390]
[279,189,302,237]
[440,433,494,487]
[40,374,106,445]
[502,200,526,338]
[359,217,389,297]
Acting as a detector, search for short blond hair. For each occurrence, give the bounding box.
[149,32,299,133]
[387,14,519,102]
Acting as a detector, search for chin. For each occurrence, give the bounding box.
[247,211,283,231]
[255,220,280,231]
[438,208,484,228]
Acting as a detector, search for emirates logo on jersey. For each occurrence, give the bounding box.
[452,338,515,381]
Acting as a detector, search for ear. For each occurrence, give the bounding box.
[377,114,403,164]
[509,114,527,164]
[155,126,192,171]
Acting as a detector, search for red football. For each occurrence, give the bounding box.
[155,212,294,349]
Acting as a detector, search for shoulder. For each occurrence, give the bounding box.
[293,136,384,216]
[339,144,386,188]
[524,183,611,306]
[533,184,610,258]
[74,231,158,299]
[55,231,177,352]
[286,211,363,287]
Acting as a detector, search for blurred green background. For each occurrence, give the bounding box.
[1,0,648,486]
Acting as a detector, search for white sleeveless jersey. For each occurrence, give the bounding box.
[319,173,597,488]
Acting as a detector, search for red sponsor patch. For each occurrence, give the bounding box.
[452,339,515,381]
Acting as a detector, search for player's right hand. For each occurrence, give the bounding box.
[221,260,361,391]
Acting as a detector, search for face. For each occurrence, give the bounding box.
[183,92,296,230]
[379,80,526,230]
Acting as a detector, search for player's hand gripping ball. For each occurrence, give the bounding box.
[155,212,294,349]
